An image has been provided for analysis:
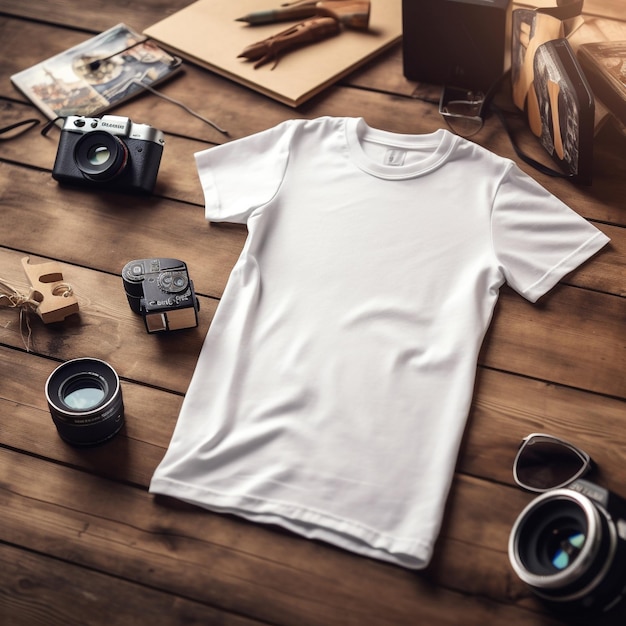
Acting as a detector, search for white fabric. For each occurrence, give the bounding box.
[149,117,609,569]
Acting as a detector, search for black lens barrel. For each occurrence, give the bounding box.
[45,358,124,446]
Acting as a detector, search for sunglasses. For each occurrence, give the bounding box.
[513,433,594,493]
[438,86,487,138]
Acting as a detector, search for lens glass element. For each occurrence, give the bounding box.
[45,358,125,446]
[74,131,128,181]
[62,375,106,410]
[87,145,111,166]
[549,530,586,570]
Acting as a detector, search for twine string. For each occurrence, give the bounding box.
[0,278,74,351]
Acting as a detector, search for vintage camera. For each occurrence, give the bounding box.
[121,258,199,333]
[52,115,165,194]
[509,479,626,616]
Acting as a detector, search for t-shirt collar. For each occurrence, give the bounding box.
[345,117,458,179]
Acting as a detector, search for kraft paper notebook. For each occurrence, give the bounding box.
[144,0,402,107]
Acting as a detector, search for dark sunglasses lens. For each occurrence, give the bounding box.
[516,439,587,491]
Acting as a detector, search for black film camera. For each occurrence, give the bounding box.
[52,115,164,194]
[121,258,199,333]
[509,479,626,617]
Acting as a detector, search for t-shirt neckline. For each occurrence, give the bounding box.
[345,118,458,180]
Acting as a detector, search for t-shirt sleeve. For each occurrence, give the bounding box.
[492,164,610,303]
[194,121,293,224]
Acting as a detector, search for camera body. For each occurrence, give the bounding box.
[121,258,199,333]
[509,479,626,616]
[52,115,164,194]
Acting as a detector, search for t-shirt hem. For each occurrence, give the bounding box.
[149,476,432,570]
[522,230,610,303]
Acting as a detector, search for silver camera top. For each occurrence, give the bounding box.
[63,115,165,146]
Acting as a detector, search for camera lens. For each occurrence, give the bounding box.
[509,488,620,607]
[158,270,188,294]
[86,145,112,166]
[74,131,128,181]
[45,358,124,446]
[61,375,107,410]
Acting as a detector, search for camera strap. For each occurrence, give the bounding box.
[0,118,40,140]
[38,81,229,138]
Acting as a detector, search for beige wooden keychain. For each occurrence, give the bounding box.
[20,256,79,323]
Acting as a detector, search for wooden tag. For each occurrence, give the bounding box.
[21,257,79,323]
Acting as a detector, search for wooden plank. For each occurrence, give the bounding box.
[3,352,625,623]
[1,141,624,299]
[0,163,242,299]
[0,447,568,626]
[0,254,212,394]
[482,284,626,398]
[462,367,626,495]
[0,238,623,403]
[1,4,625,626]
[4,346,626,492]
[2,92,625,232]
[0,246,622,401]
[0,0,194,33]
[2,17,626,223]
[0,543,264,626]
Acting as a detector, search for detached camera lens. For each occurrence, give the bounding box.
[74,131,128,181]
[45,358,124,446]
[61,375,107,410]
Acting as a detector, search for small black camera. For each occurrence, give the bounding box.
[509,479,626,617]
[121,258,200,333]
[52,115,164,194]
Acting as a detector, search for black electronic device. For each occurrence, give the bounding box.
[121,258,200,333]
[509,479,626,617]
[402,0,512,91]
[52,114,164,194]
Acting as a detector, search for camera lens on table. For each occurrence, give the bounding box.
[509,485,626,614]
[45,357,124,446]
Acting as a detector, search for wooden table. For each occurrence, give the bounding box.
[1,1,625,624]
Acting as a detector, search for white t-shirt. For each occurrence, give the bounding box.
[149,117,609,569]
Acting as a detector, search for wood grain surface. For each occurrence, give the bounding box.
[1,1,625,625]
